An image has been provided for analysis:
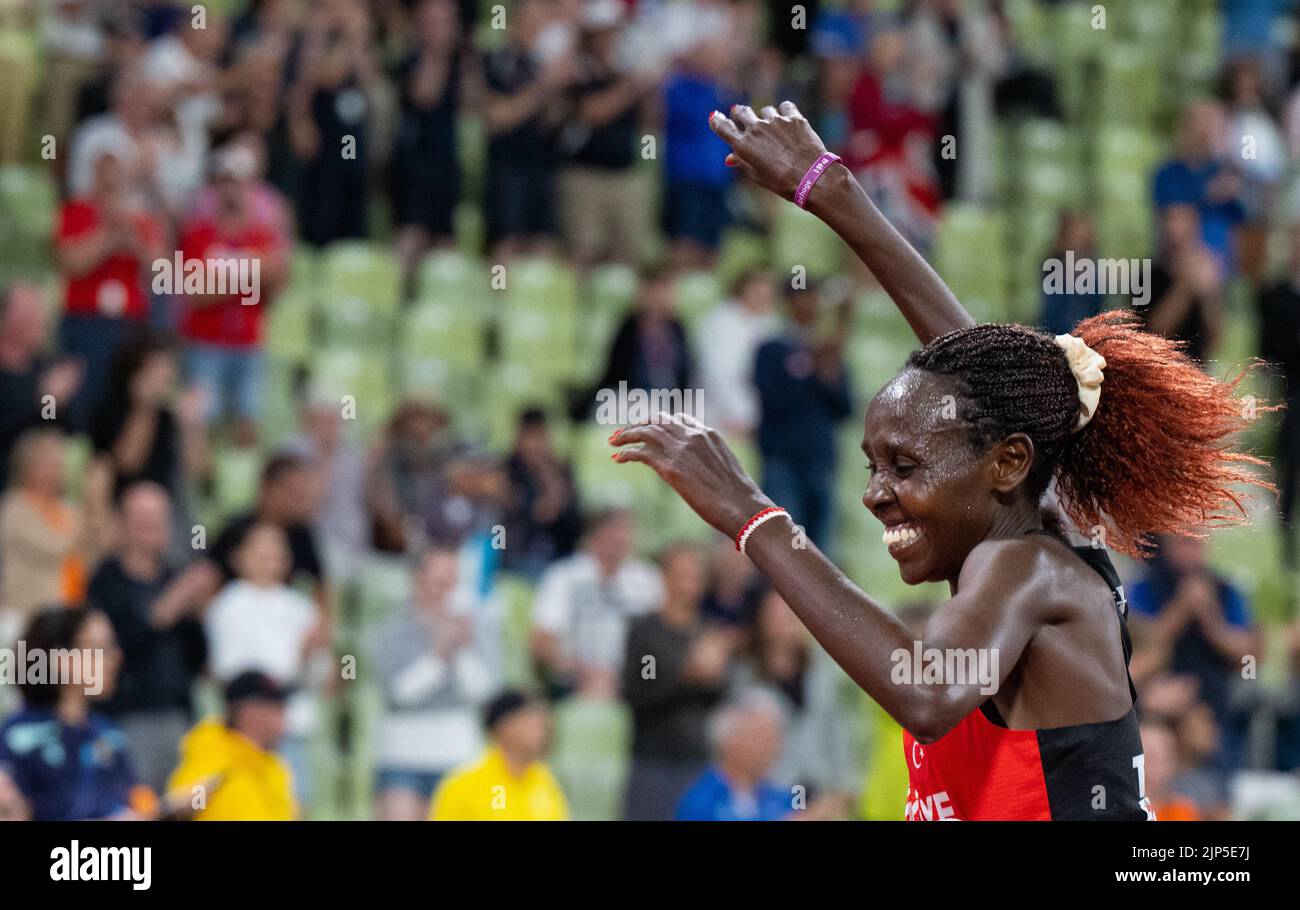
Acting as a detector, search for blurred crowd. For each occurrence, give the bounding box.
[0,0,1299,822]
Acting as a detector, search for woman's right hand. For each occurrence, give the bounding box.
[708,102,834,203]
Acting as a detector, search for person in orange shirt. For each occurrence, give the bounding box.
[1140,719,1203,821]
[0,429,109,629]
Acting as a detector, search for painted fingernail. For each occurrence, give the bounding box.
[725,154,737,167]
[708,110,717,124]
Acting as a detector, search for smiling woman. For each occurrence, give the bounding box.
[608,102,1274,820]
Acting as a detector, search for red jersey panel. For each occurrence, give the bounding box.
[902,537,1154,821]
[904,709,1051,821]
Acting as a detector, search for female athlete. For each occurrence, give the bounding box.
[609,103,1271,820]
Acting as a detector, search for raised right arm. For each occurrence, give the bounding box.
[710,103,974,345]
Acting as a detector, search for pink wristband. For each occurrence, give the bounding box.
[794,152,842,209]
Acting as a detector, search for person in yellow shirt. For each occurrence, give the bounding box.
[167,671,297,821]
[429,690,568,821]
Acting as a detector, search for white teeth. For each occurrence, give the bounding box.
[882,525,922,547]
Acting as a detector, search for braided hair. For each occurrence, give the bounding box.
[906,311,1272,557]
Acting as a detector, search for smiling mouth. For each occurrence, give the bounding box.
[882,522,924,553]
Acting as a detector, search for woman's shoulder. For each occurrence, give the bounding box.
[960,532,1109,609]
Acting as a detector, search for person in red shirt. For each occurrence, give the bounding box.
[55,143,166,429]
[176,142,289,446]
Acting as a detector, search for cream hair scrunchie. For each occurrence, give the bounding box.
[1054,334,1106,431]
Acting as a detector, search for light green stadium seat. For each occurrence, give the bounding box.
[674,270,723,326]
[549,698,631,821]
[481,366,567,452]
[258,356,302,450]
[570,420,667,516]
[587,263,638,312]
[321,241,402,309]
[416,248,492,310]
[318,242,401,348]
[211,445,262,521]
[61,434,93,500]
[0,165,55,240]
[355,553,411,625]
[402,298,486,371]
[506,255,578,312]
[772,203,843,278]
[493,573,539,689]
[575,265,637,385]
[1099,45,1162,128]
[264,285,316,364]
[309,348,394,436]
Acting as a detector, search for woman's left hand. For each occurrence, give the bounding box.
[610,414,774,539]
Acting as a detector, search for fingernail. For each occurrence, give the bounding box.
[725,154,737,167]
[708,110,717,124]
[610,452,619,461]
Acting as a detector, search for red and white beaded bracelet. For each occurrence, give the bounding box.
[735,506,789,554]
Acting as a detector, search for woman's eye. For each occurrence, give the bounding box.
[895,462,916,478]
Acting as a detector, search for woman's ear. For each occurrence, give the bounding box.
[990,433,1035,493]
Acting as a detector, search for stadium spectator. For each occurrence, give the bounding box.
[41,0,110,152]
[699,533,766,629]
[1139,718,1203,821]
[88,480,205,794]
[176,140,291,447]
[1037,210,1105,337]
[907,0,1008,204]
[0,606,139,821]
[285,392,371,582]
[1142,204,1224,363]
[203,522,332,802]
[391,0,470,284]
[428,689,568,820]
[72,7,147,126]
[1128,535,1257,771]
[842,28,942,251]
[0,281,82,491]
[694,269,780,439]
[55,140,166,426]
[500,408,583,580]
[370,545,495,820]
[1152,99,1245,274]
[661,33,741,267]
[0,763,29,821]
[675,688,792,821]
[1219,57,1286,285]
[753,280,853,553]
[150,452,328,625]
[558,0,659,268]
[730,590,856,818]
[585,263,695,416]
[286,0,379,247]
[0,429,104,625]
[89,331,211,500]
[167,670,297,821]
[365,399,498,553]
[137,14,227,220]
[622,543,736,820]
[66,66,158,203]
[530,508,663,700]
[481,0,575,258]
[1257,222,1300,569]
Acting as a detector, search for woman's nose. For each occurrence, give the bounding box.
[863,474,891,513]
